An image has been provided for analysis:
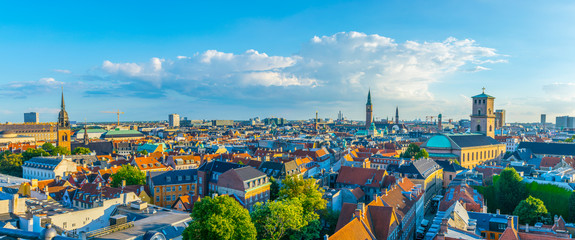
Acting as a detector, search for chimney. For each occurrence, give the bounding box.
[440,218,448,234]
[496,209,500,215]
[354,203,364,219]
[98,182,102,190]
[121,180,126,188]
[324,234,329,240]
[525,223,529,233]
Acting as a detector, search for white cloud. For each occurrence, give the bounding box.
[0,77,63,97]
[95,31,504,104]
[53,69,71,74]
[542,82,575,101]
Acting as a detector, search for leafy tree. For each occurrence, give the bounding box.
[251,199,306,240]
[270,177,280,201]
[448,158,460,165]
[0,151,23,177]
[278,175,326,240]
[138,150,149,155]
[400,143,420,158]
[496,168,527,214]
[110,165,146,187]
[22,148,49,161]
[569,192,575,222]
[415,149,429,159]
[72,147,92,155]
[183,195,257,240]
[514,196,548,225]
[41,142,55,153]
[278,175,326,214]
[52,146,71,156]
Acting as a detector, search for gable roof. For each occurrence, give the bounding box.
[336,166,387,188]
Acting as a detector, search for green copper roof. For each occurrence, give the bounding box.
[471,93,495,98]
[366,90,372,105]
[104,129,144,136]
[425,135,452,148]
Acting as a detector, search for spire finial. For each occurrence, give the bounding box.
[482,87,485,93]
[367,89,372,105]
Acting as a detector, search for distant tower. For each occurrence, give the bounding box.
[83,122,89,145]
[438,114,443,131]
[169,114,180,128]
[541,114,547,129]
[395,106,399,124]
[366,90,373,130]
[315,111,319,130]
[470,88,495,138]
[57,88,72,151]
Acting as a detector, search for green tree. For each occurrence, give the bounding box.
[182,195,257,240]
[278,175,326,214]
[270,177,280,201]
[52,146,71,156]
[415,149,429,159]
[569,192,575,222]
[496,168,527,214]
[138,150,149,155]
[514,196,548,225]
[72,147,92,155]
[278,175,326,240]
[251,199,306,240]
[400,143,420,158]
[0,151,23,177]
[22,148,49,161]
[110,165,146,187]
[42,142,56,153]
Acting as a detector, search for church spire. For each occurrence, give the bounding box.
[366,89,372,105]
[395,106,399,124]
[61,87,65,110]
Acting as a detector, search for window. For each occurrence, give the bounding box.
[199,177,202,184]
[167,187,171,192]
[490,233,495,239]
[156,187,160,192]
[156,196,160,202]
[179,186,182,191]
[187,185,190,191]
[172,186,176,191]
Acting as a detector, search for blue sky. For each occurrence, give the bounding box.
[1,0,574,123]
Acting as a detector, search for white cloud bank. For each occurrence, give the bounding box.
[94,32,503,103]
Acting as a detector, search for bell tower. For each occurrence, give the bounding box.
[470,88,495,138]
[57,88,71,151]
[366,90,373,130]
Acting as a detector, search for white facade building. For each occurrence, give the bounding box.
[22,156,77,180]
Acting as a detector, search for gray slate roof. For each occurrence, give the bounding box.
[149,169,197,186]
[517,142,575,156]
[234,167,266,181]
[23,157,62,170]
[448,134,501,148]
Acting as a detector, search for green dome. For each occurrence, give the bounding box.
[426,135,452,148]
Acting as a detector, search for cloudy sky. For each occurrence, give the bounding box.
[1,0,574,123]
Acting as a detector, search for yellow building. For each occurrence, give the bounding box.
[471,88,496,138]
[0,123,57,142]
[422,133,506,169]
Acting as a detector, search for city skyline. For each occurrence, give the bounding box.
[1,1,575,122]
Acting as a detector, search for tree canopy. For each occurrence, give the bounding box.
[496,168,527,214]
[110,165,146,187]
[183,195,257,240]
[0,151,23,177]
[41,142,56,153]
[52,146,71,156]
[277,175,326,240]
[269,177,280,201]
[22,148,49,161]
[514,196,548,225]
[569,192,575,222]
[400,143,428,159]
[251,199,306,240]
[72,147,92,155]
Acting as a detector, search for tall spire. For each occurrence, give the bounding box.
[61,86,65,110]
[366,89,372,105]
[395,106,399,124]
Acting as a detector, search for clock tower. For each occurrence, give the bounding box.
[366,90,373,130]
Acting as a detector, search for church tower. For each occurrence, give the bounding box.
[57,88,71,151]
[366,90,373,130]
[470,88,495,138]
